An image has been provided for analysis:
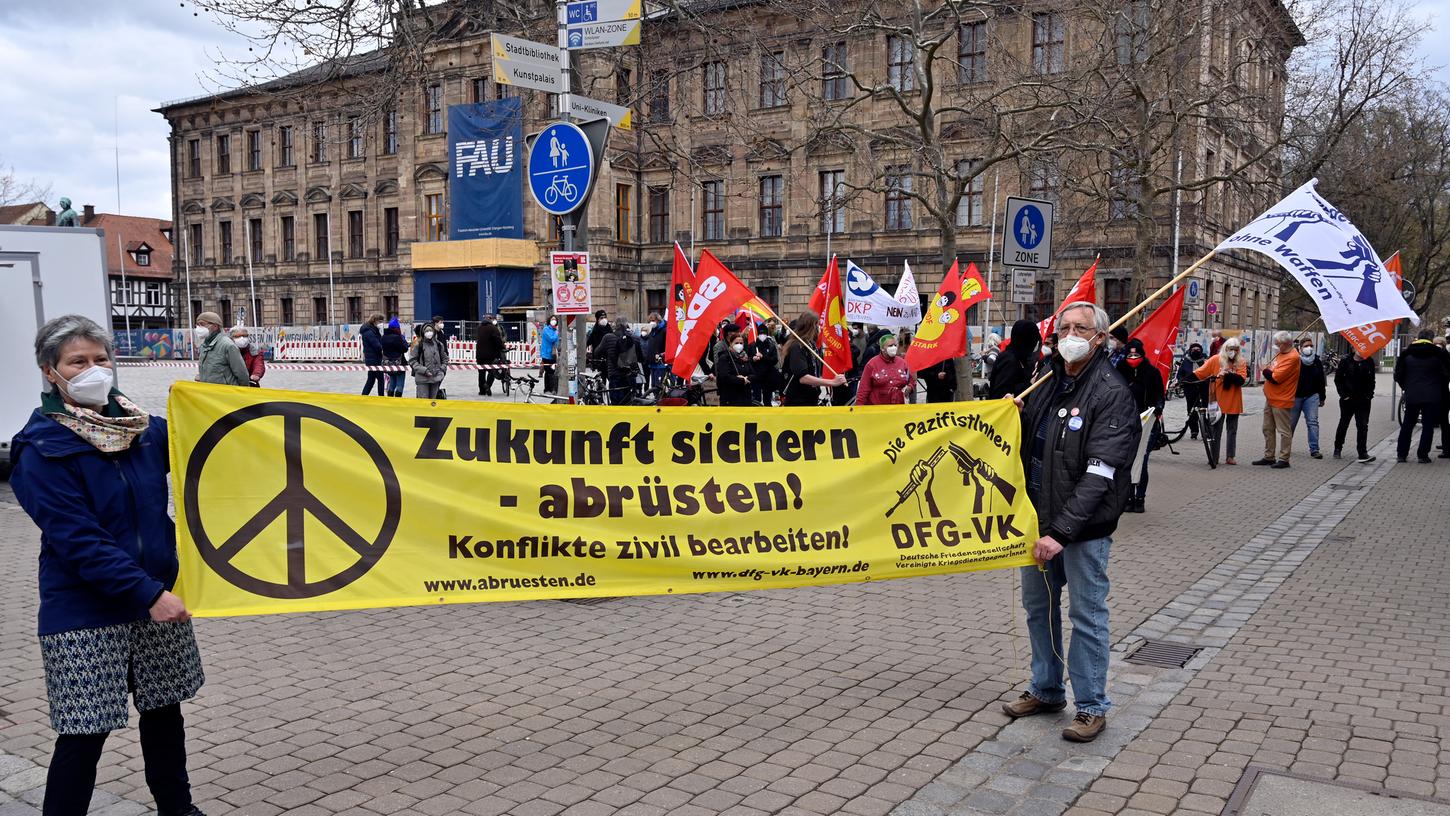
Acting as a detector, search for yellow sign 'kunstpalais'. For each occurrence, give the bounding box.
[168,382,1039,616]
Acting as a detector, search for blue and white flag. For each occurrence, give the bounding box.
[449,100,523,240]
[844,260,922,328]
[1214,179,1417,333]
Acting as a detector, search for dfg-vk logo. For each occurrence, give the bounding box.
[454,137,516,178]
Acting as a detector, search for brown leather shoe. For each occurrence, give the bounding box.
[1002,692,1067,719]
[1062,712,1107,742]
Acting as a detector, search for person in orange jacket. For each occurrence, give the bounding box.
[1254,331,1301,468]
[1192,336,1248,465]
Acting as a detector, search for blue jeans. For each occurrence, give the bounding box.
[1290,395,1321,453]
[387,371,406,396]
[1019,536,1112,716]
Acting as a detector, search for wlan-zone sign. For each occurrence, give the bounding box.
[1002,196,1054,270]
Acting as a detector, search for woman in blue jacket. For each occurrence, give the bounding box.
[11,315,206,816]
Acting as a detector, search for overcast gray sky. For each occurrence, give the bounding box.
[3,1,1450,222]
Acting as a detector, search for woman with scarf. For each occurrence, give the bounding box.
[856,332,915,405]
[11,315,207,816]
[714,326,756,406]
[1192,335,1248,465]
[1116,339,1164,512]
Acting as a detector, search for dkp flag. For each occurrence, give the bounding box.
[1214,180,1417,333]
[844,260,922,328]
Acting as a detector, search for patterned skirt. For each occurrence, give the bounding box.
[38,620,205,735]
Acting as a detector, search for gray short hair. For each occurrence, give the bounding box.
[35,315,113,390]
[1273,330,1293,344]
[1056,301,1110,334]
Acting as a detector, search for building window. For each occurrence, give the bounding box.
[314,296,328,324]
[314,212,330,259]
[220,299,233,329]
[756,285,780,311]
[424,194,445,240]
[822,41,849,101]
[549,215,562,244]
[383,110,399,155]
[144,281,162,305]
[1028,279,1056,322]
[472,77,488,103]
[348,210,364,258]
[246,130,262,171]
[348,117,364,159]
[495,83,511,100]
[188,223,203,265]
[1028,159,1060,211]
[1033,12,1065,74]
[703,61,727,115]
[701,180,725,240]
[760,51,787,108]
[959,21,988,83]
[648,71,670,122]
[887,35,916,92]
[956,160,984,227]
[218,221,233,263]
[190,299,203,323]
[426,83,444,134]
[1115,1,1149,65]
[281,297,294,325]
[187,139,201,177]
[383,295,398,319]
[1105,279,1130,317]
[885,165,913,231]
[134,250,151,266]
[280,215,295,261]
[347,296,363,324]
[1109,159,1138,220]
[216,134,231,174]
[248,217,263,262]
[759,175,783,237]
[311,121,328,163]
[279,125,295,167]
[615,184,632,243]
[384,207,400,256]
[616,66,632,104]
[648,187,670,243]
[820,169,845,234]
[646,288,667,315]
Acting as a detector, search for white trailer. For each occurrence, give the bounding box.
[1,225,112,469]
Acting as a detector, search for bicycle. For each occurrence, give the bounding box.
[512,374,570,404]
[576,369,609,405]
[1152,386,1220,468]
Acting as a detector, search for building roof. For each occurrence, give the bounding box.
[155,49,391,114]
[81,212,175,281]
[0,202,54,225]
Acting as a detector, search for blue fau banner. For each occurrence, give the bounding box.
[449,99,523,240]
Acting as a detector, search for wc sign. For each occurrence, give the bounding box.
[448,99,525,240]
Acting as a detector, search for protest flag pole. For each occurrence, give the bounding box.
[1016,249,1218,401]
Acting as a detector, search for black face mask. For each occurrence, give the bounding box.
[1189,349,1204,360]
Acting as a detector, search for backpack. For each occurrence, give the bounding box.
[617,337,639,369]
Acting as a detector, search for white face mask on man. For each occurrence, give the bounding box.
[1058,334,1094,363]
[233,336,249,349]
[55,365,115,408]
[194,325,212,341]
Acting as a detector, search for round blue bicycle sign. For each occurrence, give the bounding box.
[1014,204,1046,250]
[528,122,593,216]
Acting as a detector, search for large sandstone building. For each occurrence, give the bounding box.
[157,0,1299,334]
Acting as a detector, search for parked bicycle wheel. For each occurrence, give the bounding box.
[1200,410,1219,468]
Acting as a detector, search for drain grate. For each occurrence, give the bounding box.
[560,596,619,606]
[1124,639,1202,669]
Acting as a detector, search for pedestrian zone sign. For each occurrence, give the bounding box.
[528,122,594,216]
[1002,196,1054,270]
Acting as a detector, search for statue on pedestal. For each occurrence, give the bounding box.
[55,197,80,227]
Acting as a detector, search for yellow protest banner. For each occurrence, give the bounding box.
[167,382,1038,616]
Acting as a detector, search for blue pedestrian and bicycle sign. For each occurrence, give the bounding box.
[528,122,594,216]
[1002,196,1054,270]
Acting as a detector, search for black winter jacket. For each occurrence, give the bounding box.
[1394,341,1450,405]
[922,358,958,399]
[1116,360,1164,414]
[360,323,384,365]
[1021,349,1140,544]
[1295,357,1327,402]
[714,348,754,406]
[381,331,410,364]
[477,323,507,363]
[1334,356,1376,401]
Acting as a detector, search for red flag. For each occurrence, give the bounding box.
[1128,285,1185,386]
[664,243,695,363]
[733,309,758,344]
[1038,259,1099,338]
[959,261,993,312]
[814,255,852,377]
[1339,251,1403,357]
[906,261,968,372]
[670,250,757,378]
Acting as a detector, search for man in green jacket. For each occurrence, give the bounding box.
[194,311,249,386]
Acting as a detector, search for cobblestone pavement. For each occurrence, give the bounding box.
[3,370,1443,816]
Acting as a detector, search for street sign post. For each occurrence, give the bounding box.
[1186,278,1201,302]
[1002,196,1054,270]
[493,61,565,93]
[566,19,642,49]
[1010,269,1035,304]
[570,96,632,129]
[566,0,642,24]
[528,122,594,216]
[490,33,562,69]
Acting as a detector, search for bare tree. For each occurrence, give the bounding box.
[0,157,51,208]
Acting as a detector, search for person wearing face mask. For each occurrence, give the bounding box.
[1003,302,1138,744]
[1191,336,1248,464]
[856,332,915,405]
[476,315,509,397]
[230,327,265,387]
[750,322,781,406]
[1254,331,1302,468]
[714,327,755,406]
[381,319,409,397]
[1116,339,1164,513]
[780,311,847,405]
[540,315,561,393]
[587,309,611,365]
[1394,328,1450,463]
[1177,343,1210,439]
[12,315,208,816]
[989,320,1041,400]
[1036,333,1058,378]
[642,312,669,390]
[409,322,448,399]
[1289,340,1327,459]
[1332,348,1377,462]
[360,313,387,396]
[193,311,248,386]
[1106,327,1129,368]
